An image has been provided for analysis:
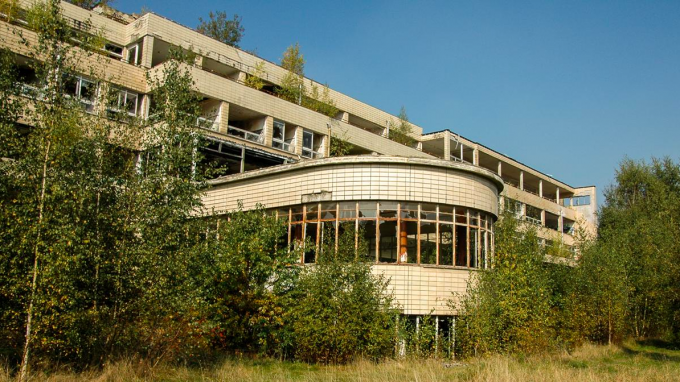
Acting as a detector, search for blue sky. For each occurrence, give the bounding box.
[114,0,680,205]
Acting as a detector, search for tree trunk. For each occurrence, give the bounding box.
[19,139,51,382]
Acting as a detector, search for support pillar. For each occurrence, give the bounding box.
[443,131,451,160]
[140,35,155,68]
[217,101,229,135]
[519,171,524,190]
[541,210,546,226]
[497,161,502,176]
[399,221,408,263]
[194,54,203,69]
[539,180,543,198]
[556,188,561,205]
[339,111,349,123]
[321,134,329,158]
[294,126,303,155]
[263,116,274,147]
[230,71,247,84]
[558,212,564,234]
[473,147,479,166]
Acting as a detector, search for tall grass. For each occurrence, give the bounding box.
[3,342,679,382]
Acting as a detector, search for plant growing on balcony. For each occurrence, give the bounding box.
[244,60,266,90]
[388,106,417,147]
[276,43,305,105]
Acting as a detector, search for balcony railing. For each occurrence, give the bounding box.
[226,125,263,144]
[522,215,543,226]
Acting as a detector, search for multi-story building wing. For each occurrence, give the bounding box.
[2,1,597,321]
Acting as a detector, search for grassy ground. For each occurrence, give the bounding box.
[3,341,680,382]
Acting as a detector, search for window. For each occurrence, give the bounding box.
[302,130,315,158]
[572,195,591,206]
[64,76,97,113]
[127,43,141,65]
[272,120,291,151]
[107,87,140,117]
[104,43,123,60]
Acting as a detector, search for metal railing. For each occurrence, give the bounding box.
[226,125,263,144]
[196,116,218,131]
[302,148,322,159]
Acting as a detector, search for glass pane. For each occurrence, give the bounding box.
[291,206,303,222]
[470,228,479,268]
[273,120,285,140]
[80,79,96,101]
[358,219,376,262]
[302,130,313,149]
[400,202,418,219]
[379,201,398,219]
[304,223,318,263]
[420,221,437,264]
[64,76,78,96]
[420,203,437,220]
[481,231,488,269]
[338,202,356,219]
[439,223,454,265]
[320,202,337,220]
[400,220,417,264]
[126,92,138,115]
[378,220,397,263]
[358,201,377,218]
[440,205,453,222]
[455,225,467,266]
[456,209,467,224]
[306,204,319,221]
[277,208,289,223]
[290,223,303,254]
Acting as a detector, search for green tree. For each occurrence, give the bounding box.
[329,130,353,157]
[452,210,556,356]
[289,224,398,364]
[276,43,305,105]
[197,11,245,48]
[388,106,416,147]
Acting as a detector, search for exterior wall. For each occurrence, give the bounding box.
[372,265,474,316]
[205,157,503,216]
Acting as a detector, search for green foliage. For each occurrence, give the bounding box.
[304,83,339,118]
[202,204,301,356]
[244,60,266,90]
[329,130,353,157]
[388,107,417,147]
[63,0,109,10]
[582,157,680,342]
[452,210,557,356]
[289,225,398,364]
[196,11,244,48]
[276,43,305,105]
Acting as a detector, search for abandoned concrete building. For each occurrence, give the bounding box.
[2,1,597,329]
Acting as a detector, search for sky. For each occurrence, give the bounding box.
[114,0,680,205]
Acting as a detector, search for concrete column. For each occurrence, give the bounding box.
[294,126,303,155]
[321,134,329,158]
[263,116,274,147]
[141,94,151,120]
[416,142,423,151]
[558,212,564,234]
[521,203,526,217]
[338,111,349,123]
[556,188,560,205]
[443,131,451,160]
[519,171,524,190]
[460,144,464,162]
[96,83,110,115]
[473,147,479,166]
[539,180,543,198]
[140,35,154,68]
[217,101,229,135]
[541,210,546,226]
[497,161,502,176]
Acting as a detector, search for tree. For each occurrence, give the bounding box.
[388,106,416,147]
[289,224,398,364]
[64,0,109,10]
[0,1,213,376]
[197,11,244,48]
[329,131,353,157]
[276,43,305,105]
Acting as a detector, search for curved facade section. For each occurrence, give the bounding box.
[204,156,504,316]
[205,156,503,215]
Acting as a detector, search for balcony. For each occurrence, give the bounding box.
[226,125,263,144]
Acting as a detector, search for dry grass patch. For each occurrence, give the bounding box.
[3,341,680,381]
